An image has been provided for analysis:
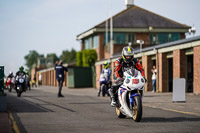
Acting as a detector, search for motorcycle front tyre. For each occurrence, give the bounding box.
[132,96,142,122]
[17,91,21,97]
[115,107,126,118]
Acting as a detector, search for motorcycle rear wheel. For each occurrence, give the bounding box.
[102,85,106,97]
[132,96,142,122]
[115,107,126,118]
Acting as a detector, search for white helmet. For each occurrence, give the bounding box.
[9,71,13,75]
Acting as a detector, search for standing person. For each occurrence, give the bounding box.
[32,76,37,88]
[55,60,68,97]
[151,65,157,92]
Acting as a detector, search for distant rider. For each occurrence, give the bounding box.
[6,71,14,87]
[97,61,112,96]
[108,46,145,107]
[15,66,26,91]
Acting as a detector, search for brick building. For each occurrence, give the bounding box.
[77,4,197,93]
[95,36,200,95]
[77,5,189,61]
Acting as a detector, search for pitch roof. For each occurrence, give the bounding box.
[96,5,190,29]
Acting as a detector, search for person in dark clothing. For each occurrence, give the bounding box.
[54,60,68,97]
[108,46,145,106]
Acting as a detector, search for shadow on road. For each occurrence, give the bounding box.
[142,117,200,123]
[7,94,53,113]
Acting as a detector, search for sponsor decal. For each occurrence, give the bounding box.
[132,79,139,84]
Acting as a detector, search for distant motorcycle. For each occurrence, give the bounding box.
[6,77,15,92]
[15,75,25,97]
[114,67,146,122]
[98,73,110,97]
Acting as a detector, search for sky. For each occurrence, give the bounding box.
[0,0,200,75]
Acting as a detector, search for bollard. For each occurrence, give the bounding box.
[173,78,186,102]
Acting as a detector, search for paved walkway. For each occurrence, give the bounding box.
[1,86,200,133]
[0,113,12,133]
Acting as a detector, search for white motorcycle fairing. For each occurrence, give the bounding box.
[116,68,145,119]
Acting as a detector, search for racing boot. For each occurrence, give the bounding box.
[108,87,116,107]
[97,88,101,97]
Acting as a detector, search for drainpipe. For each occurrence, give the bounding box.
[154,47,159,92]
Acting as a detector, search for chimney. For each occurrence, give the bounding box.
[125,0,134,8]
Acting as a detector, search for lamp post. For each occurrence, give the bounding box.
[136,40,144,53]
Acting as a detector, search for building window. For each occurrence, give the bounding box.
[150,34,158,45]
[104,32,134,44]
[150,33,181,45]
[127,33,135,44]
[158,33,169,44]
[93,35,99,48]
[84,39,89,49]
[84,35,99,49]
[169,33,180,42]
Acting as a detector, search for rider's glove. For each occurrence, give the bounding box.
[117,77,124,84]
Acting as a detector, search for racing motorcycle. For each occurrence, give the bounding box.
[15,75,25,97]
[6,77,15,92]
[114,67,146,122]
[99,73,110,97]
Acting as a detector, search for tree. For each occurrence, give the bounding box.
[46,53,59,64]
[60,48,76,63]
[77,49,97,67]
[24,50,43,70]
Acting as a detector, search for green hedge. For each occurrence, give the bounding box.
[76,52,82,66]
[76,49,97,67]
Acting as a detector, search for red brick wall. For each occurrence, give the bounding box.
[104,46,110,59]
[96,64,102,89]
[98,33,104,60]
[81,41,84,51]
[113,44,127,54]
[173,49,186,79]
[158,53,168,92]
[180,33,186,39]
[142,56,153,91]
[135,33,150,45]
[193,46,200,95]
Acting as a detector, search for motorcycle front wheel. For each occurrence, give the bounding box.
[132,96,142,122]
[115,107,126,118]
[17,91,21,97]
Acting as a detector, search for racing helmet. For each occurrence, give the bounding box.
[9,71,13,75]
[122,46,134,63]
[19,66,24,72]
[103,61,109,69]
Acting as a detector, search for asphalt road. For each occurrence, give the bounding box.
[6,86,200,133]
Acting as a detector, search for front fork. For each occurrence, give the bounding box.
[129,90,142,110]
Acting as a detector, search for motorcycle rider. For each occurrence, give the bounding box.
[108,46,145,107]
[15,66,26,92]
[6,71,14,86]
[97,61,112,96]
